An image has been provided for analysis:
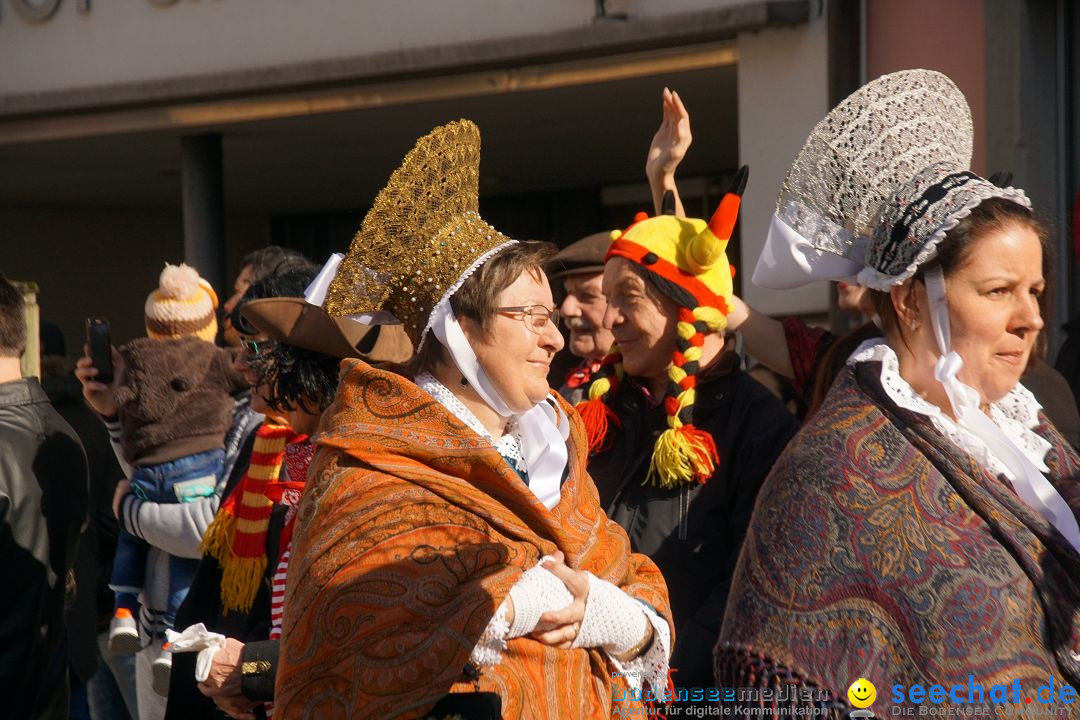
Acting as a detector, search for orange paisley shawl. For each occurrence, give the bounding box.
[274,359,673,719]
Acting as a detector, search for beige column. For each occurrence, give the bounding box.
[736,11,831,317]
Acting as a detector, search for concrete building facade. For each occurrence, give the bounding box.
[0,0,1075,353]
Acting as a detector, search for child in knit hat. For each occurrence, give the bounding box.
[108,263,248,691]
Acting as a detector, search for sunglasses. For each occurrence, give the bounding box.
[229,301,261,337]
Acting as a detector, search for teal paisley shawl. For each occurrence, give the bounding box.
[716,361,1080,717]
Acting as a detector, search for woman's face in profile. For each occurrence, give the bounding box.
[945,222,1045,405]
[464,269,564,413]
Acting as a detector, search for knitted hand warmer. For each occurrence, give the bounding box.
[473,563,670,697]
[571,572,647,655]
[506,563,574,638]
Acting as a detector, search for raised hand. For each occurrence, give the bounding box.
[646,87,690,217]
[646,87,692,183]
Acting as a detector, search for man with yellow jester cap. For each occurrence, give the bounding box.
[579,170,798,698]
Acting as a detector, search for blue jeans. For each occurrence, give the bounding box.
[111,448,224,626]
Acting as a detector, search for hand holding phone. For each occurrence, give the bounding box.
[86,318,114,385]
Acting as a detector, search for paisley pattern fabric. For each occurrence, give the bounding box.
[717,361,1080,716]
[275,359,673,719]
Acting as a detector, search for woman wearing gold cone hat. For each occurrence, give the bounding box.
[274,120,674,719]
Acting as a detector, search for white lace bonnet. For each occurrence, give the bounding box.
[751,69,974,290]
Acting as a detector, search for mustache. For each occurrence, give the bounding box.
[565,318,594,332]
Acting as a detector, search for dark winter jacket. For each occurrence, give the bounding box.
[42,371,124,682]
[0,378,89,720]
[588,352,799,692]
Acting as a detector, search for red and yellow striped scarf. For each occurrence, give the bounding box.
[201,422,296,614]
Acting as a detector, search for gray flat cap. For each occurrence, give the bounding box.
[547,231,616,278]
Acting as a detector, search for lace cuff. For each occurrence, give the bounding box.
[572,573,670,697]
[468,568,672,699]
[572,573,646,654]
[470,601,510,667]
[607,602,671,699]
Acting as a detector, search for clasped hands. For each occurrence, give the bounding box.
[503,550,654,660]
[505,550,588,649]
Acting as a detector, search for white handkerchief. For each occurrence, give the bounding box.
[165,623,228,683]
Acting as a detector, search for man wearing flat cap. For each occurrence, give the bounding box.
[548,231,617,404]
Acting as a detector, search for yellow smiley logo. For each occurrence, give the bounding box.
[847,678,877,708]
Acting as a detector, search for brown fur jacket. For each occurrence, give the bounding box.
[115,336,248,466]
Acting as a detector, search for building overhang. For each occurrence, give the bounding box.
[0,0,807,143]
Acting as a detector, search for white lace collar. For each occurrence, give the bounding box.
[847,340,1051,481]
[415,372,525,471]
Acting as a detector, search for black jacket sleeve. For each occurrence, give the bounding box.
[240,639,279,701]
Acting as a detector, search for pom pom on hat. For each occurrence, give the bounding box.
[158,263,202,301]
[145,263,219,342]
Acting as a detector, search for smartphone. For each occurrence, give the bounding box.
[86,318,113,385]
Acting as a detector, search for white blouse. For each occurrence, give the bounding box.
[847,339,1052,481]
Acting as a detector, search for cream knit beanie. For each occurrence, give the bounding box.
[144,263,219,342]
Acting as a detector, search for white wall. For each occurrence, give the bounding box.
[736,14,831,316]
[0,0,750,97]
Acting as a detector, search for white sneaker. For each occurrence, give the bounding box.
[151,644,172,697]
[107,609,141,654]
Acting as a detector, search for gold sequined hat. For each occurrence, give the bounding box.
[323,120,514,349]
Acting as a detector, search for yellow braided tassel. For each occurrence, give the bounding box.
[647,422,716,488]
[587,375,612,401]
[649,428,695,488]
[648,425,719,488]
[694,305,726,332]
[669,364,688,384]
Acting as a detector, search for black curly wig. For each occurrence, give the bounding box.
[238,267,342,415]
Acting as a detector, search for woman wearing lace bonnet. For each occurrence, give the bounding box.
[274,120,674,719]
[718,70,1080,716]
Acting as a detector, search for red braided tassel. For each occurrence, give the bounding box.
[577,397,622,453]
[678,424,720,483]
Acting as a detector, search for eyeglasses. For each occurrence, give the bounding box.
[496,305,561,334]
[240,338,275,357]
